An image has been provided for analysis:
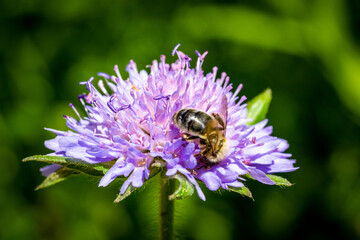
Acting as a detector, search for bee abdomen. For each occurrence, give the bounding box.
[173,108,211,135]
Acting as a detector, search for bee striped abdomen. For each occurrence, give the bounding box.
[173,109,211,136]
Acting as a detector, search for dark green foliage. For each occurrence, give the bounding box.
[2,0,360,239]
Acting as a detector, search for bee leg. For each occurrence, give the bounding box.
[200,147,209,155]
[194,145,209,158]
[182,133,199,142]
[206,163,214,170]
[194,152,206,158]
[211,113,225,129]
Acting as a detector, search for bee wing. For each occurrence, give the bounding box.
[218,95,228,134]
[210,95,228,134]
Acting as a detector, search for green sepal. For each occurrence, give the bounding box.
[229,186,254,200]
[243,173,255,180]
[149,160,165,178]
[267,174,292,187]
[247,88,272,125]
[168,174,194,200]
[114,184,135,203]
[23,155,113,177]
[113,161,165,203]
[36,167,79,190]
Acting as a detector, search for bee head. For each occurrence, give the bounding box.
[208,131,225,155]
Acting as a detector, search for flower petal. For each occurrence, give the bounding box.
[198,171,222,191]
[248,168,275,185]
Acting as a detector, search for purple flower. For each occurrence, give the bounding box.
[44,45,297,200]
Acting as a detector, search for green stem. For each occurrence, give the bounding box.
[159,170,175,240]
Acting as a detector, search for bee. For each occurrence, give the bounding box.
[172,96,228,164]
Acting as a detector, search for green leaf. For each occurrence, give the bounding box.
[36,167,79,190]
[114,184,135,203]
[169,174,194,200]
[247,88,272,125]
[267,174,292,187]
[23,155,113,177]
[229,186,254,200]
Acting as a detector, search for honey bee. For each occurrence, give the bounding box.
[172,96,228,164]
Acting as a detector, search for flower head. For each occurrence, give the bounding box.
[44,45,297,200]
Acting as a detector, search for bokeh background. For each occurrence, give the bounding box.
[1,0,360,239]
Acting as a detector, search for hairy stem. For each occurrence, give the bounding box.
[159,170,175,240]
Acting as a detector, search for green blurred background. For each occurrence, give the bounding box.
[1,0,360,239]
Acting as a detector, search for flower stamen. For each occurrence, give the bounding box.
[98,72,111,80]
[153,95,171,101]
[172,43,181,56]
[69,103,81,119]
[108,94,131,114]
[79,77,94,91]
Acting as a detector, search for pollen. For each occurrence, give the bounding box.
[137,159,147,167]
[114,112,120,121]
[86,92,94,103]
[132,84,139,91]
